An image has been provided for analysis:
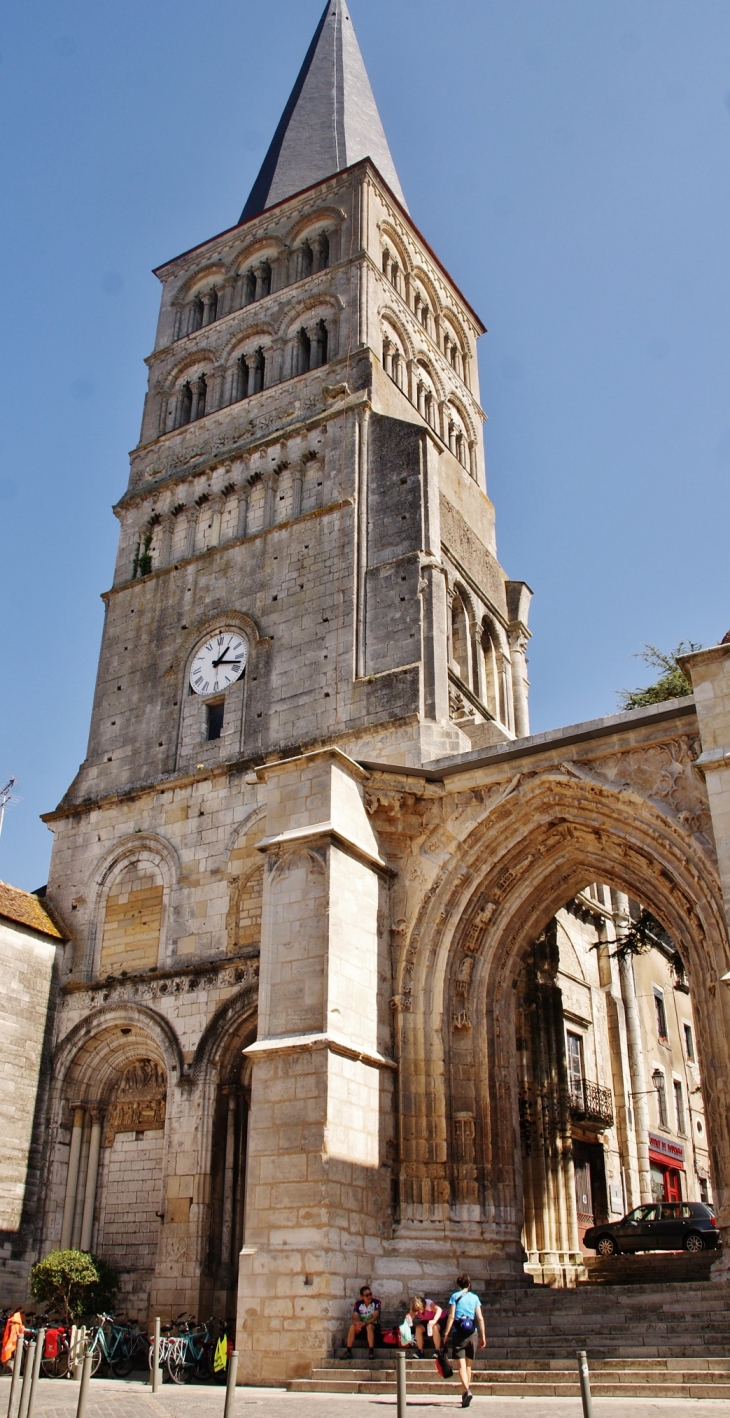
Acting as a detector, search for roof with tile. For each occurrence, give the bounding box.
[0,880,66,940]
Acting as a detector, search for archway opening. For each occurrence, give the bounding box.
[204,1017,256,1321]
[58,1024,168,1319]
[513,883,712,1285]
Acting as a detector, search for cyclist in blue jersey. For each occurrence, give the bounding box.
[441,1273,486,1408]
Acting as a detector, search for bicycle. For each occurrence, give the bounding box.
[87,1314,150,1377]
[165,1317,215,1384]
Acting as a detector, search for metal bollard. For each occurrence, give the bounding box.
[68,1326,77,1379]
[17,1342,35,1418]
[223,1349,238,1418]
[72,1327,86,1381]
[151,1317,162,1392]
[25,1331,45,1418]
[576,1349,593,1418]
[396,1347,407,1417]
[5,1335,24,1418]
[75,1354,92,1418]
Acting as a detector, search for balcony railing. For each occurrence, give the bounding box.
[569,1078,614,1127]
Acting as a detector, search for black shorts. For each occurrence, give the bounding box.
[451,1328,476,1360]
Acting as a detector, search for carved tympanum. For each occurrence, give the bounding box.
[103,1057,167,1146]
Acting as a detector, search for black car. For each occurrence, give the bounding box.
[584,1201,721,1255]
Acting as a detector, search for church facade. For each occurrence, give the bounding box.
[15,0,730,1386]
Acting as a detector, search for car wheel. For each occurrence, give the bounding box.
[684,1232,705,1252]
[596,1235,618,1257]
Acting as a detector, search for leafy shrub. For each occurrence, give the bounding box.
[30,1249,119,1323]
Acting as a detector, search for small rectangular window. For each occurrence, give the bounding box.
[206,700,225,741]
[654,988,668,1042]
[674,1079,686,1134]
[684,1023,695,1061]
[566,1031,584,1108]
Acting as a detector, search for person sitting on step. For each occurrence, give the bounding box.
[405,1295,443,1357]
[345,1285,382,1359]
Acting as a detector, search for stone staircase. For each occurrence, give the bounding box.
[289,1272,730,1398]
[579,1250,717,1285]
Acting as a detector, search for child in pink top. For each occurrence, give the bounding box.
[405,1295,443,1356]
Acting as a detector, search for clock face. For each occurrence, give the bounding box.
[189,631,248,696]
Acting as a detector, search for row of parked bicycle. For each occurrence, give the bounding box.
[0,1311,234,1384]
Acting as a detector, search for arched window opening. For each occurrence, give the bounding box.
[188,297,204,334]
[451,594,469,683]
[174,382,192,428]
[243,270,257,306]
[311,320,328,369]
[481,620,499,719]
[258,262,271,299]
[313,232,330,272]
[300,243,314,279]
[190,375,207,421]
[230,355,249,404]
[250,348,265,394]
[382,248,391,278]
[391,262,400,294]
[447,411,469,468]
[297,327,311,375]
[100,860,164,976]
[202,289,218,326]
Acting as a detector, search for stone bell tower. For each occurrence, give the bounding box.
[54,1,528,808]
[41,0,531,1379]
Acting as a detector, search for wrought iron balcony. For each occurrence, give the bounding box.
[569,1078,614,1127]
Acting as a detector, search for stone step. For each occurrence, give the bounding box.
[312,1366,730,1382]
[289,1378,730,1398]
[325,1357,730,1371]
[579,1253,717,1286]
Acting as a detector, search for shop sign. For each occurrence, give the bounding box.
[648,1132,685,1167]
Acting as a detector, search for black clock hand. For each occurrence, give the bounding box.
[212,654,242,668]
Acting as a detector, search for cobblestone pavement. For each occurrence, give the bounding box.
[3,1377,730,1417]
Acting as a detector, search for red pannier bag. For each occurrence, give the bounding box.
[380,1327,399,1346]
[44,1329,62,1359]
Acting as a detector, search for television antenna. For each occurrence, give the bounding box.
[0,777,18,843]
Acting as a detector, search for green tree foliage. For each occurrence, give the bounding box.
[618,642,702,711]
[30,1249,119,1323]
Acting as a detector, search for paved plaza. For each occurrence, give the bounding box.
[4,1377,730,1418]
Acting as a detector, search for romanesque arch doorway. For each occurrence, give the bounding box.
[52,1019,170,1318]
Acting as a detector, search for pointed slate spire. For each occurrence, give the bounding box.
[240,0,406,222]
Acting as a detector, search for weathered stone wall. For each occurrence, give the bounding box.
[0,918,61,1298]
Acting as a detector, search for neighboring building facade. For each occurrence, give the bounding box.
[518,887,711,1283]
[0,883,65,1296]
[4,0,730,1388]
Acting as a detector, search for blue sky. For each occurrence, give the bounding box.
[1,0,729,889]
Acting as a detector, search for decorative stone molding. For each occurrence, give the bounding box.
[570,735,713,845]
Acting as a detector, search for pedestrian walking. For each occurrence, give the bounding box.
[441,1273,486,1408]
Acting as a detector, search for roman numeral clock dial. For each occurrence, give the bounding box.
[189,632,248,696]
